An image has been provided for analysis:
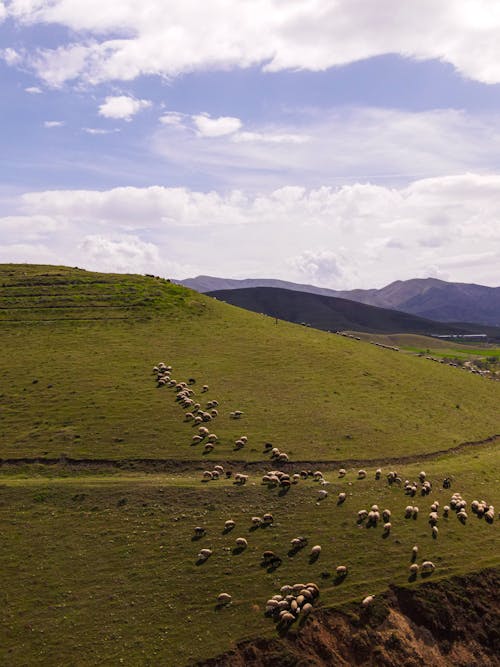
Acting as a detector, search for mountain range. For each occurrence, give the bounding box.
[207,286,500,339]
[178,276,500,327]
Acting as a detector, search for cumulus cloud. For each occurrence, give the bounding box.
[289,250,346,287]
[83,127,119,135]
[2,173,499,287]
[5,1,500,85]
[79,235,161,273]
[25,85,43,94]
[98,95,151,121]
[43,120,64,128]
[192,113,242,138]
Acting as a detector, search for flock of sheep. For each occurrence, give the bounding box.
[151,360,496,630]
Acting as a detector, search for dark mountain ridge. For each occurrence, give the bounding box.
[207,286,500,339]
[178,276,500,326]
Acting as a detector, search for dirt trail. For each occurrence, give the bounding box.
[0,434,498,473]
[195,569,500,667]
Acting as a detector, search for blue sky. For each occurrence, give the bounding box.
[1,1,500,287]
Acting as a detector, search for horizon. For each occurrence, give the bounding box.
[1,2,500,288]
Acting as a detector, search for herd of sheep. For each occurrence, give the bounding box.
[151,360,496,631]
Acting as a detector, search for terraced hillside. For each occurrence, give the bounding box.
[0,265,499,666]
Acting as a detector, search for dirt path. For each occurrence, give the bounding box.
[0,434,498,473]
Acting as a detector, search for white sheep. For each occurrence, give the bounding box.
[421,560,435,573]
[235,537,248,548]
[262,513,273,524]
[336,565,348,577]
[217,593,232,605]
[362,595,374,607]
[338,468,347,478]
[338,492,346,503]
[409,563,419,575]
[383,522,392,534]
[198,548,212,561]
[382,509,391,522]
[432,525,438,538]
[318,489,328,500]
[358,469,367,479]
[310,545,321,558]
[251,516,263,526]
[405,505,414,518]
[224,519,236,530]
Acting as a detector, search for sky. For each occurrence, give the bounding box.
[1,0,500,289]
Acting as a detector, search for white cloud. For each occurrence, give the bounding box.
[232,131,309,144]
[192,113,242,138]
[79,234,161,273]
[98,95,151,121]
[43,120,64,128]
[25,85,43,94]
[159,112,185,127]
[1,47,21,65]
[6,1,500,84]
[153,107,500,190]
[289,250,346,287]
[1,172,498,287]
[83,127,119,135]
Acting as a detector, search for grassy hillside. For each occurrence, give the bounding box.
[1,266,500,462]
[1,265,499,666]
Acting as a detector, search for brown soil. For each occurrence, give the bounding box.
[1,434,498,473]
[195,569,500,667]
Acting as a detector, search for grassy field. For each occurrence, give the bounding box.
[0,265,499,666]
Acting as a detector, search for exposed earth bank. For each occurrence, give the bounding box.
[196,569,499,667]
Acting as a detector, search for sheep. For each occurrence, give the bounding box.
[194,416,203,425]
[336,565,348,577]
[383,522,392,534]
[290,537,307,550]
[443,505,450,517]
[432,525,438,538]
[338,492,346,504]
[313,470,323,481]
[207,433,218,443]
[428,512,439,526]
[277,453,289,462]
[382,509,391,522]
[202,385,209,392]
[292,473,300,483]
[193,526,205,537]
[252,516,263,527]
[202,412,212,422]
[224,519,236,531]
[362,595,374,607]
[192,435,203,444]
[409,563,419,575]
[405,505,414,518]
[317,489,328,500]
[421,560,435,573]
[412,506,419,519]
[203,443,214,453]
[198,548,212,561]
[211,470,219,479]
[234,439,245,449]
[310,545,321,558]
[235,537,248,549]
[357,509,368,522]
[262,513,274,525]
[371,504,379,512]
[262,550,279,562]
[234,473,248,485]
[457,510,468,523]
[301,602,313,616]
[214,464,224,474]
[217,593,232,605]
[202,471,213,480]
[338,468,347,478]
[418,471,426,482]
[375,468,382,480]
[358,469,367,479]
[430,502,439,512]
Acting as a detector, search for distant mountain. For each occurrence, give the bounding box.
[207,287,500,339]
[178,276,500,326]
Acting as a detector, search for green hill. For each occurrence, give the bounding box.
[0,265,499,666]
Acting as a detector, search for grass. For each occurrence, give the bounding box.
[1,447,499,666]
[0,265,499,666]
